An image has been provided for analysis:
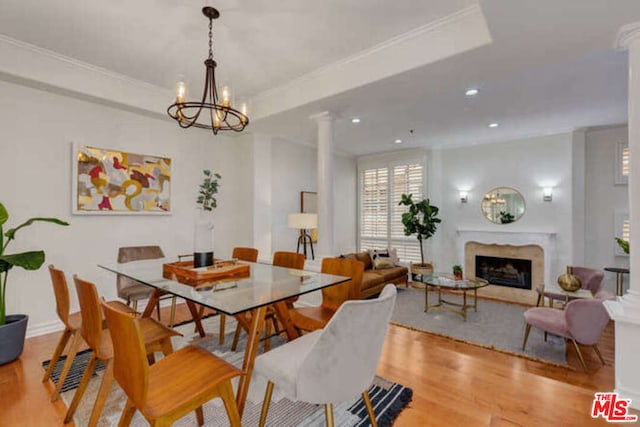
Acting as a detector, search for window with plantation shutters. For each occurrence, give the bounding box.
[615,210,630,256]
[358,161,426,263]
[359,168,388,251]
[616,141,629,185]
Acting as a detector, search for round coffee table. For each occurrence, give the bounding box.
[415,273,489,321]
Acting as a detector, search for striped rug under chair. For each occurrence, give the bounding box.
[43,314,412,426]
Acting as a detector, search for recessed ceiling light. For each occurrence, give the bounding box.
[488,123,499,128]
[465,88,479,96]
[394,139,403,144]
[351,117,361,124]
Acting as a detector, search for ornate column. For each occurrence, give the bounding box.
[311,112,335,257]
[605,22,640,410]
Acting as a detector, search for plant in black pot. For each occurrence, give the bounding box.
[194,170,221,268]
[399,193,441,276]
[0,202,68,365]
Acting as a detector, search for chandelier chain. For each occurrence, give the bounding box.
[208,18,213,60]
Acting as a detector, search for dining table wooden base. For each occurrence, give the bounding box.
[142,289,207,337]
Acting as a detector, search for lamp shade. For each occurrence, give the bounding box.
[288,213,318,229]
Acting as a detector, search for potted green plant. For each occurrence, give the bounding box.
[615,237,630,255]
[452,265,463,280]
[0,201,68,365]
[499,211,515,224]
[399,194,441,274]
[194,170,221,267]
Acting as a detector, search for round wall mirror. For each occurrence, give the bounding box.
[481,187,525,224]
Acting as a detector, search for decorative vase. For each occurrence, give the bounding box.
[557,265,581,291]
[194,209,214,268]
[453,270,463,280]
[0,314,28,365]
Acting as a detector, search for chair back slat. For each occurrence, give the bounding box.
[273,251,305,270]
[73,276,107,358]
[48,265,71,326]
[572,266,605,294]
[320,258,364,310]
[117,246,165,292]
[298,284,397,403]
[101,301,149,409]
[232,247,259,262]
[565,299,610,345]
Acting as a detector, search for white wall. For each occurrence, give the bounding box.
[585,125,630,294]
[270,138,357,257]
[0,80,252,335]
[430,133,576,277]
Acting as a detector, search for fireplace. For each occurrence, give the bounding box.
[475,255,532,290]
[456,229,556,304]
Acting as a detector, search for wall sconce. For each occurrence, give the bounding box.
[543,187,553,202]
[459,191,468,203]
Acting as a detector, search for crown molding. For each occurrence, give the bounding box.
[0,34,172,118]
[615,22,640,50]
[250,4,492,121]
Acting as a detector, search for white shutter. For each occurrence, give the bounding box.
[390,164,424,263]
[360,167,388,242]
[358,162,426,263]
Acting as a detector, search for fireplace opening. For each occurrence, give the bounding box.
[475,255,532,290]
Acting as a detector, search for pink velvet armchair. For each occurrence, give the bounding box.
[522,297,611,371]
[536,266,604,307]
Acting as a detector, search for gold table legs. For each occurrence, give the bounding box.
[424,286,479,321]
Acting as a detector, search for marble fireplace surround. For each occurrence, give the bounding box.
[457,229,557,302]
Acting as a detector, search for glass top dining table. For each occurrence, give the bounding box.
[99,258,349,316]
[98,258,349,416]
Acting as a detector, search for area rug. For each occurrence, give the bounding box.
[392,287,567,366]
[51,315,412,426]
[42,349,105,393]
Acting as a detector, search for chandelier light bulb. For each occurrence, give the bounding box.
[175,81,186,102]
[240,102,249,123]
[221,86,231,107]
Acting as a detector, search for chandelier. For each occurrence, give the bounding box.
[167,7,249,134]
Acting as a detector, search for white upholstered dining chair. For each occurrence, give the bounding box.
[254,284,397,427]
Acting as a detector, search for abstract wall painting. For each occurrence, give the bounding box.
[72,145,171,215]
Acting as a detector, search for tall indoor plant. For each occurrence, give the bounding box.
[194,170,221,267]
[0,201,68,364]
[399,194,441,272]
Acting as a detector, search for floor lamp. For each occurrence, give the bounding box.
[288,213,318,260]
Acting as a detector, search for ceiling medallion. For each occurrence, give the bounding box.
[167,7,249,135]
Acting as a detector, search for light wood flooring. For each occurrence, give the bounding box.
[0,298,631,426]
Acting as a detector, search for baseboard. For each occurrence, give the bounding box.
[615,385,640,410]
[27,319,64,338]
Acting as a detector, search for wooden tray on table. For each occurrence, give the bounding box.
[162,260,250,288]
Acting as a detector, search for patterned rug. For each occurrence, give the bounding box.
[45,315,412,426]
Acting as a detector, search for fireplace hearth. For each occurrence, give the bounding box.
[475,255,532,290]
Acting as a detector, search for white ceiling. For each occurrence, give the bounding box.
[0,0,639,156]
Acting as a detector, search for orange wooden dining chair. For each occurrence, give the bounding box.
[231,251,305,352]
[43,265,132,402]
[206,247,260,345]
[101,300,243,427]
[232,247,259,263]
[64,276,179,426]
[289,257,364,332]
